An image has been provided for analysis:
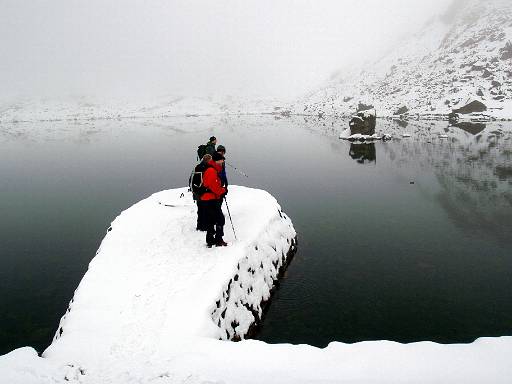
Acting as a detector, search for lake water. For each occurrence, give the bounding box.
[1,115,511,354]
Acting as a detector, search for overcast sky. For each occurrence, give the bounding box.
[0,0,454,101]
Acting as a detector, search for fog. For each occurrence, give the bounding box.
[1,0,453,101]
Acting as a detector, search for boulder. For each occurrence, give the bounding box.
[349,108,376,135]
[500,41,512,60]
[357,102,374,112]
[452,100,487,114]
[394,106,409,115]
[482,69,492,78]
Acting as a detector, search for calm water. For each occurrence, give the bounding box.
[1,116,511,354]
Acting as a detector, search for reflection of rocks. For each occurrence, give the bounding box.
[396,119,409,129]
[495,165,512,181]
[453,122,486,135]
[349,143,376,164]
[349,109,376,135]
[380,120,512,245]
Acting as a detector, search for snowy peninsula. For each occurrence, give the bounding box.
[1,186,512,383]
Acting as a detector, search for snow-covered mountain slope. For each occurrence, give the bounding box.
[0,95,283,123]
[293,0,512,120]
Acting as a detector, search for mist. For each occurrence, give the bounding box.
[1,0,454,102]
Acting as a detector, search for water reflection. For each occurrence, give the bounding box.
[452,122,486,135]
[2,115,512,352]
[349,143,376,164]
[379,120,512,245]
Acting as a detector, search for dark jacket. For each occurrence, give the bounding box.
[205,142,216,156]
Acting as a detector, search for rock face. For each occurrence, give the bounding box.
[349,109,376,135]
[500,40,512,60]
[292,0,512,119]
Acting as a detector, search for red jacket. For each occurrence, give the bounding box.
[200,160,226,201]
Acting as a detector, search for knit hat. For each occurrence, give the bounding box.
[217,145,226,153]
[209,136,216,142]
[212,152,225,161]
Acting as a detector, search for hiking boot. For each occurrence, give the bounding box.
[207,243,215,248]
[215,240,228,247]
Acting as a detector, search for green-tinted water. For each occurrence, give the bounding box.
[1,116,511,353]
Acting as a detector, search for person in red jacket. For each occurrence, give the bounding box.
[201,152,227,247]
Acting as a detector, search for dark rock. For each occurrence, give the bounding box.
[453,100,487,114]
[491,80,502,88]
[471,62,485,71]
[500,41,512,60]
[394,106,409,115]
[349,109,376,135]
[476,89,484,97]
[357,102,374,112]
[482,69,492,78]
[448,112,459,124]
[343,96,353,103]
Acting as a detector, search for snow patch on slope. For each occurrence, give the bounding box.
[294,0,512,119]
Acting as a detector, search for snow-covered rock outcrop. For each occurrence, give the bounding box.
[293,0,512,120]
[47,186,295,358]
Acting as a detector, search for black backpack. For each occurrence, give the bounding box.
[197,144,207,160]
[189,162,211,198]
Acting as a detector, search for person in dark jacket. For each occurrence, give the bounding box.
[205,136,217,156]
[192,154,212,231]
[201,152,227,247]
[216,145,228,188]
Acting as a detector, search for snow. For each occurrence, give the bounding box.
[2,184,512,383]
[339,128,382,141]
[0,95,280,124]
[293,1,512,120]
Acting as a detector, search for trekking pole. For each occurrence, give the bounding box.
[224,197,237,241]
[226,162,249,178]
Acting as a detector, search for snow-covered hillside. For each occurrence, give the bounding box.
[0,95,283,123]
[293,0,512,120]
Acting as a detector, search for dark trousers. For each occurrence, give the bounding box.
[204,199,225,245]
[196,199,207,231]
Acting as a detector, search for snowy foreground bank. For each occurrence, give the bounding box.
[1,186,512,383]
